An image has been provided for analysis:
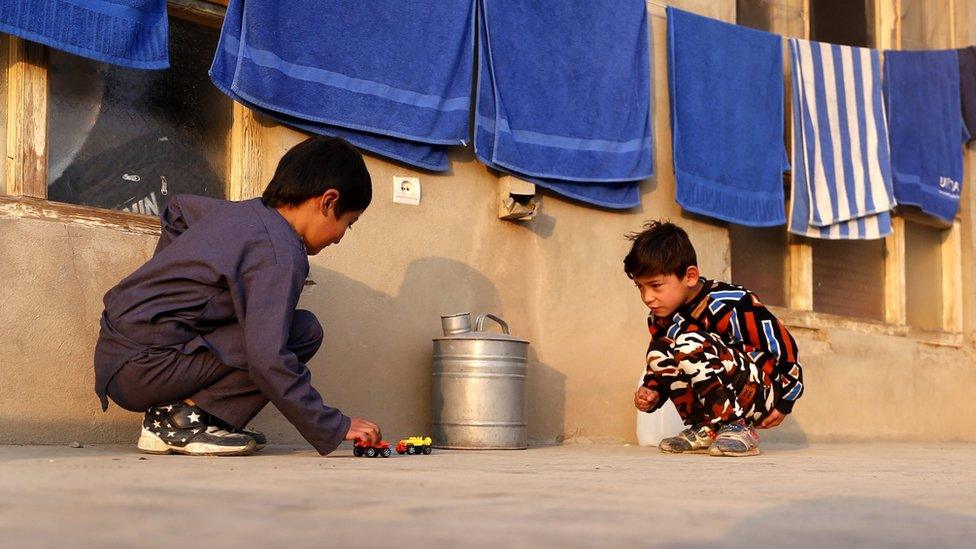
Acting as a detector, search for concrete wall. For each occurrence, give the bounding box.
[2,0,975,446]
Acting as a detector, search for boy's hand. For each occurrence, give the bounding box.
[759,410,786,429]
[634,386,660,412]
[345,417,382,445]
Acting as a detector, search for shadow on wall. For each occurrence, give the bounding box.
[660,497,976,547]
[762,415,810,447]
[525,347,566,446]
[250,256,564,445]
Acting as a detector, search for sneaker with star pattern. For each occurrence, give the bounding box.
[137,401,256,456]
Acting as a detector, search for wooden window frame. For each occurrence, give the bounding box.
[0,0,264,235]
[880,0,963,335]
[776,0,966,342]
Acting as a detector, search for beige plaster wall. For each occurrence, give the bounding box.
[2,0,975,446]
[0,216,158,443]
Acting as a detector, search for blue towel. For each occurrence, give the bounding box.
[211,0,475,172]
[958,47,976,143]
[475,0,652,209]
[788,38,895,240]
[0,0,168,69]
[884,50,965,223]
[667,8,787,227]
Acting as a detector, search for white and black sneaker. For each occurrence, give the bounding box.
[206,416,267,451]
[137,401,256,456]
[237,427,266,450]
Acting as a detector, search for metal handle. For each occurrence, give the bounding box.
[475,313,510,334]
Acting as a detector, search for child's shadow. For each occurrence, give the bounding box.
[249,257,566,447]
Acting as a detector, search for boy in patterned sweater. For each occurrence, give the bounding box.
[628,221,804,456]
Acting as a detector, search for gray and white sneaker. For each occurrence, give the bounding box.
[659,424,717,454]
[709,419,761,457]
[137,401,256,456]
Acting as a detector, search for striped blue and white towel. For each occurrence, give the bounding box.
[788,38,896,240]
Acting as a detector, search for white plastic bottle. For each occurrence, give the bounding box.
[636,377,685,446]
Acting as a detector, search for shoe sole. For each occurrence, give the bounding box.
[137,428,256,457]
[708,446,761,457]
[659,446,712,454]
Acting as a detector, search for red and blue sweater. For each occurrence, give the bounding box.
[645,278,804,414]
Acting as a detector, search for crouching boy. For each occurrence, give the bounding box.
[627,221,804,457]
[94,136,382,456]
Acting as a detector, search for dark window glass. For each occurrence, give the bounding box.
[810,0,874,47]
[812,238,885,321]
[730,226,788,307]
[736,0,773,31]
[46,18,231,214]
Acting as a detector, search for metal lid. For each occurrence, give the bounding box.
[433,313,529,344]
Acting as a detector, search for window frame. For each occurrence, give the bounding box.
[736,0,968,342]
[0,0,261,234]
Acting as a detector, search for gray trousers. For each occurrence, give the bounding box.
[105,310,323,429]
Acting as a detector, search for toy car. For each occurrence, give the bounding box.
[353,439,392,458]
[395,436,433,455]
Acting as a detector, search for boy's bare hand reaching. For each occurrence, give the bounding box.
[759,409,786,429]
[345,418,383,445]
[634,386,659,412]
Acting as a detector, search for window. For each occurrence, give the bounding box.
[732,0,966,334]
[730,226,788,307]
[810,0,873,47]
[730,0,804,308]
[812,238,886,320]
[895,1,959,331]
[45,17,231,215]
[803,0,888,321]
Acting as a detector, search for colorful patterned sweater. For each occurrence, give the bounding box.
[644,278,804,414]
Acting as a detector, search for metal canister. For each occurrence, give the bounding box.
[432,313,529,449]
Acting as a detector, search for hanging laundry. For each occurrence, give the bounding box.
[211,0,475,172]
[884,50,965,224]
[474,0,652,209]
[788,38,895,240]
[0,0,169,69]
[667,7,787,227]
[958,46,976,143]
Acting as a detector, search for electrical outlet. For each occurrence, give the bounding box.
[393,176,421,205]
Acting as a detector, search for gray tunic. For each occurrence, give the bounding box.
[94,195,350,454]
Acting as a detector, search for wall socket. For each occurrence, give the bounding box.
[393,176,421,205]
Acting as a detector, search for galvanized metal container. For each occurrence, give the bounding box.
[432,313,529,449]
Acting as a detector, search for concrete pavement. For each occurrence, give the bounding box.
[1,442,974,548]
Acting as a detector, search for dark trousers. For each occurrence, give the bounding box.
[106,310,323,429]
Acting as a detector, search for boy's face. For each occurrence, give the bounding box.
[303,190,363,255]
[633,266,701,318]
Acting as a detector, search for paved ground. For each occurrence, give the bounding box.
[1,442,974,548]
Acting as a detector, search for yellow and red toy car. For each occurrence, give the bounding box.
[395,436,432,455]
[353,439,392,458]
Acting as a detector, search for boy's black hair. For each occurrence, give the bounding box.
[262,136,372,215]
[623,221,698,279]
